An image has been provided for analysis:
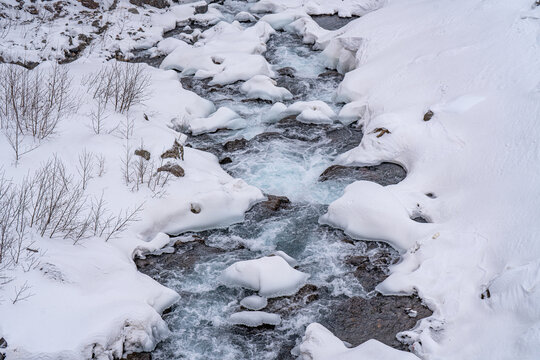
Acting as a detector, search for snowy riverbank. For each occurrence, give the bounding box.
[1,0,539,359]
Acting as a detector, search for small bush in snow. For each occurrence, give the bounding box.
[0,64,76,162]
[0,157,144,283]
[84,62,151,114]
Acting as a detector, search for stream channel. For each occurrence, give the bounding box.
[134,2,431,359]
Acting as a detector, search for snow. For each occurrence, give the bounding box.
[0,0,218,64]
[303,0,540,358]
[220,255,309,298]
[240,295,268,311]
[338,100,369,125]
[251,0,384,17]
[263,102,288,123]
[282,101,337,125]
[319,181,434,253]
[0,57,264,359]
[235,11,257,23]
[229,311,281,327]
[160,20,276,85]
[273,250,299,267]
[0,236,179,360]
[298,323,420,360]
[2,0,540,358]
[240,75,293,102]
[187,107,247,135]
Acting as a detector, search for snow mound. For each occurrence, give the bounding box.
[161,21,275,85]
[229,311,281,327]
[188,107,246,135]
[269,101,337,124]
[240,295,268,311]
[320,181,431,253]
[263,102,288,123]
[220,256,309,298]
[240,75,293,102]
[235,11,257,23]
[285,101,337,124]
[273,250,299,267]
[298,323,420,360]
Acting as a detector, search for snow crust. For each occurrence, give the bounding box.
[187,107,247,135]
[240,75,293,102]
[240,295,268,311]
[229,311,281,327]
[220,256,309,298]
[283,101,337,124]
[160,21,276,85]
[319,181,433,253]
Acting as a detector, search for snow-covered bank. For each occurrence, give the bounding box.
[0,58,263,359]
[0,0,221,65]
[290,0,540,359]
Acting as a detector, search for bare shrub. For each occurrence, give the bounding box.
[104,203,144,242]
[89,101,115,134]
[96,154,106,177]
[83,62,151,114]
[0,64,75,162]
[77,149,94,190]
[11,281,34,304]
[0,158,145,291]
[122,143,171,195]
[121,140,134,185]
[119,113,135,140]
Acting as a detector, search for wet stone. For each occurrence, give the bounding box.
[223,138,248,152]
[319,163,407,186]
[136,239,226,273]
[277,67,296,77]
[126,352,152,360]
[262,195,291,211]
[346,243,398,292]
[321,294,432,350]
[311,15,359,30]
[266,284,319,315]
[219,156,232,165]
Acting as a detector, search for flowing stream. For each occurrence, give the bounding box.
[135,2,430,359]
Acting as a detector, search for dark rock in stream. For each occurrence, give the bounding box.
[266,284,319,315]
[126,352,152,360]
[346,243,397,292]
[319,163,407,186]
[277,67,296,78]
[311,15,359,30]
[136,238,226,272]
[219,156,233,165]
[262,195,291,211]
[223,138,248,152]
[321,294,431,350]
